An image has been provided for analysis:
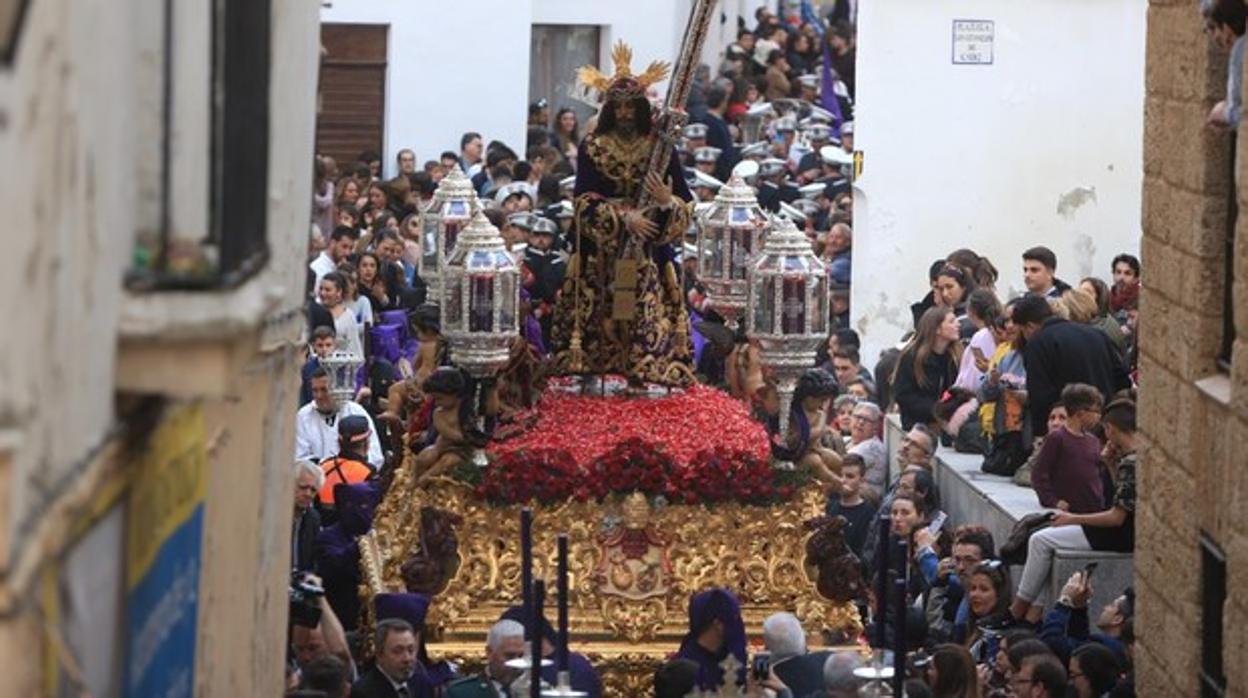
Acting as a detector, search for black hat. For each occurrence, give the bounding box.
[338,415,372,443]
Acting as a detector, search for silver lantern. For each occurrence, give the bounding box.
[419,163,479,302]
[442,210,520,378]
[319,348,364,407]
[696,174,771,325]
[745,215,829,443]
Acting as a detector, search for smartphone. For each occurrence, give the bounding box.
[1083,562,1099,579]
[752,653,771,681]
[971,346,987,362]
[927,511,948,535]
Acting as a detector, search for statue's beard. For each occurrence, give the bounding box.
[617,120,637,137]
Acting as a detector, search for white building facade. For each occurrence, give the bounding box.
[320,0,770,174]
[851,0,1146,364]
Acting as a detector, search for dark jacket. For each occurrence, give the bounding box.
[891,347,958,430]
[772,650,831,698]
[1022,317,1132,436]
[292,506,321,573]
[1039,602,1127,666]
[352,666,435,698]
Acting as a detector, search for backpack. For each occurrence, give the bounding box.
[999,511,1057,566]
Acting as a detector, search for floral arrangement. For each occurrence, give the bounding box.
[462,438,811,507]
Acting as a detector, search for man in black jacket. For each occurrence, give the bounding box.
[293,460,323,573]
[1013,294,1131,436]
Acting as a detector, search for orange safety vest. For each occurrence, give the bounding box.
[318,456,373,504]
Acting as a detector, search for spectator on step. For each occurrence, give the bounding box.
[1021,246,1071,299]
[318,272,364,359]
[955,288,1002,391]
[1014,654,1067,698]
[1205,0,1247,128]
[1076,278,1128,355]
[1108,254,1140,315]
[311,226,358,293]
[935,265,977,338]
[1011,397,1137,623]
[301,654,351,698]
[1029,383,1106,514]
[912,259,950,328]
[301,326,338,407]
[978,300,1030,477]
[980,630,1042,697]
[892,307,961,430]
[1012,293,1131,437]
[1013,402,1069,488]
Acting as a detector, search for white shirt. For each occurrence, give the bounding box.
[309,251,336,291]
[332,308,364,359]
[294,400,383,468]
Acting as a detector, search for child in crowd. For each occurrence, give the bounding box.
[301,326,338,406]
[825,454,877,558]
[1029,384,1105,513]
[1013,403,1067,487]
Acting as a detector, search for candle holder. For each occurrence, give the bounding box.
[419,163,479,302]
[696,174,771,326]
[745,215,829,444]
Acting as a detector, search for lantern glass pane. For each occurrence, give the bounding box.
[783,255,809,273]
[470,250,491,270]
[729,229,750,280]
[470,275,494,332]
[422,217,439,266]
[781,278,807,335]
[444,221,463,257]
[499,274,516,331]
[708,227,725,279]
[753,277,775,335]
[446,280,463,329]
[448,200,469,217]
[730,206,749,224]
[814,282,829,334]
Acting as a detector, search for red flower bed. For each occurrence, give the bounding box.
[467,384,804,506]
[489,383,770,466]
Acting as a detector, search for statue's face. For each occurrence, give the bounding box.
[615,101,637,134]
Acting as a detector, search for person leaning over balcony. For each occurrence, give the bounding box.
[1205,0,1247,128]
[1010,398,1136,624]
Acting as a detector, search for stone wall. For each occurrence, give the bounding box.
[1137,1,1248,694]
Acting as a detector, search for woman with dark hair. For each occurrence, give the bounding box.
[892,307,961,430]
[318,271,363,358]
[935,265,977,338]
[926,644,980,698]
[1079,276,1127,353]
[356,252,388,315]
[946,248,999,291]
[554,107,581,164]
[964,560,1011,661]
[362,182,390,227]
[978,300,1031,476]
[1070,643,1122,698]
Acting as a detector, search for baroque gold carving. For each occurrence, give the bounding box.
[359,468,862,694]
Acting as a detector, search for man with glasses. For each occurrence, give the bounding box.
[847,401,886,498]
[925,526,996,642]
[896,424,935,474]
[1012,654,1067,698]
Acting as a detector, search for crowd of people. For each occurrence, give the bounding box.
[287,1,1146,696]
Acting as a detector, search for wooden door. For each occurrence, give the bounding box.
[317,23,387,168]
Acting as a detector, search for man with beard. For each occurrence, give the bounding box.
[552,42,696,386]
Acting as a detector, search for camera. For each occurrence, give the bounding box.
[751,652,771,681]
[289,572,325,628]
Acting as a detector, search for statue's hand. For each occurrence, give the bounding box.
[644,172,674,207]
[624,210,659,239]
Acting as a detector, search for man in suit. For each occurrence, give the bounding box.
[352,618,432,698]
[694,84,739,182]
[446,619,527,697]
[764,612,830,698]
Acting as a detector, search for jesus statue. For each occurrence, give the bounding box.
[551,43,697,387]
